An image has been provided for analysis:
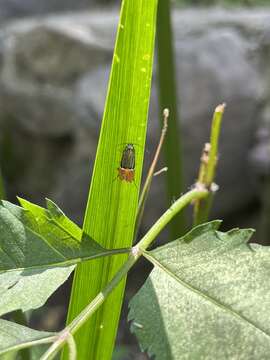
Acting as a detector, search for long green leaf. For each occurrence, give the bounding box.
[156,0,186,237]
[0,168,5,200]
[129,221,270,359]
[64,1,158,359]
[0,319,54,357]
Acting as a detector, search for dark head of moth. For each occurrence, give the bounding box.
[117,143,135,182]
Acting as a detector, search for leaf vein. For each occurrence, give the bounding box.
[143,251,270,339]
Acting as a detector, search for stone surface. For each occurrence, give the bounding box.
[0,8,269,229]
[0,0,99,21]
[0,13,116,136]
[249,105,270,177]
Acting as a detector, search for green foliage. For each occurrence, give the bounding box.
[0,319,54,357]
[0,266,73,318]
[0,199,127,317]
[1,0,269,358]
[156,0,186,237]
[63,1,158,360]
[0,198,120,271]
[129,221,270,360]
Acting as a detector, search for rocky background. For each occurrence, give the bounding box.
[1,2,270,358]
[0,7,269,228]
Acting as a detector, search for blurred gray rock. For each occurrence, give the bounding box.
[249,105,270,176]
[0,0,98,21]
[0,8,269,228]
[0,13,117,136]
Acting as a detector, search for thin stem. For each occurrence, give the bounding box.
[40,256,137,360]
[193,143,211,223]
[197,143,211,185]
[193,103,225,225]
[137,188,207,251]
[154,167,168,177]
[66,334,77,360]
[135,109,169,238]
[41,189,208,360]
[205,103,226,186]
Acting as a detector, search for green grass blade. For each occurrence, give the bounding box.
[156,0,186,237]
[62,1,158,359]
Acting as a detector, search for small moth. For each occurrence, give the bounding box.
[117,143,135,182]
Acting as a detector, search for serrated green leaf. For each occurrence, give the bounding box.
[0,266,74,317]
[19,197,82,241]
[129,221,270,360]
[0,199,128,316]
[0,199,128,271]
[0,319,54,356]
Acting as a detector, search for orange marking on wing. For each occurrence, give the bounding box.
[118,167,135,182]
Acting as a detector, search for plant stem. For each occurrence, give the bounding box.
[135,109,169,239]
[41,188,208,360]
[154,167,168,176]
[193,103,226,225]
[66,334,77,360]
[205,103,226,186]
[137,188,207,250]
[156,0,186,238]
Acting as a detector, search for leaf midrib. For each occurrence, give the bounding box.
[0,245,131,274]
[1,206,128,272]
[1,206,130,272]
[143,251,270,340]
